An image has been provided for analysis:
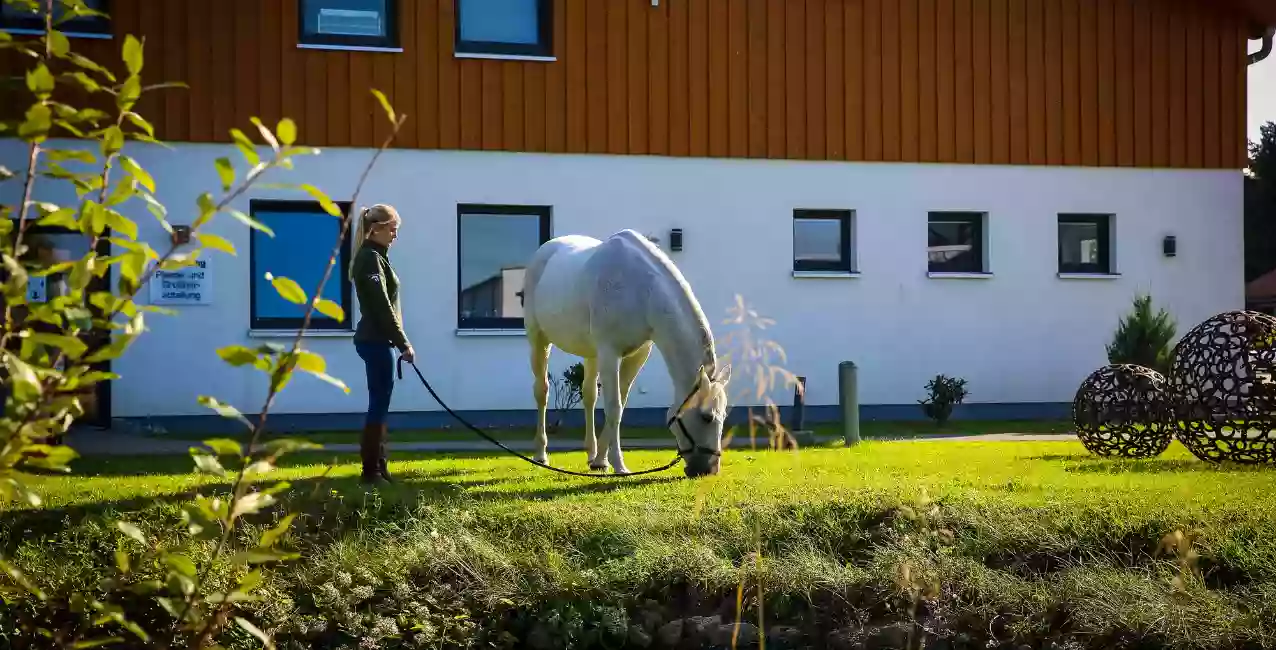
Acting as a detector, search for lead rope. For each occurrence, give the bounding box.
[396,357,685,478]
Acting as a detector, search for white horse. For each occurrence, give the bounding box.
[522,229,732,478]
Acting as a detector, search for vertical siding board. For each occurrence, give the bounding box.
[1078,0,1099,166]
[881,0,901,162]
[806,0,827,160]
[566,0,588,152]
[971,0,991,164]
[649,1,670,156]
[1148,3,1169,166]
[481,63,504,150]
[1201,12,1221,169]
[393,0,417,148]
[164,0,191,141]
[670,0,691,156]
[503,63,525,152]
[373,53,396,143]
[1219,19,1240,168]
[417,0,439,149]
[276,0,301,143]
[1061,0,1081,166]
[898,0,919,162]
[728,0,748,157]
[1006,0,1028,164]
[304,51,328,149]
[918,0,938,162]
[586,0,607,153]
[845,0,864,160]
[349,52,373,147]
[1237,23,1249,169]
[989,0,1010,164]
[747,0,768,158]
[825,0,846,160]
[708,0,730,157]
[545,0,569,152]
[785,0,806,159]
[1096,0,1116,167]
[767,0,787,158]
[689,0,709,156]
[1168,2,1187,168]
[327,53,351,147]
[1023,0,1045,164]
[1183,3,1203,168]
[935,0,956,162]
[1131,0,1152,166]
[524,59,547,153]
[1118,0,1138,166]
[1043,0,1063,165]
[863,0,883,161]
[459,62,482,149]
[140,0,167,137]
[952,0,973,162]
[629,0,650,155]
[437,0,460,150]
[211,0,236,139]
[607,0,628,154]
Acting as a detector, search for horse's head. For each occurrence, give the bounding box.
[672,364,732,478]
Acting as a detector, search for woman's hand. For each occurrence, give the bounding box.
[401,346,416,364]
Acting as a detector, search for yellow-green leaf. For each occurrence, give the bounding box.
[25,332,88,359]
[115,521,148,547]
[259,514,297,549]
[229,128,260,166]
[370,88,396,124]
[122,34,143,76]
[227,208,274,237]
[196,232,236,256]
[123,111,154,138]
[101,125,124,157]
[191,452,227,477]
[197,395,253,430]
[201,438,243,457]
[118,155,154,192]
[298,184,341,217]
[266,273,306,304]
[2,350,43,400]
[214,157,234,192]
[276,118,297,146]
[163,553,197,579]
[47,30,70,57]
[26,63,55,98]
[294,350,325,374]
[249,116,279,151]
[104,208,138,241]
[313,298,344,322]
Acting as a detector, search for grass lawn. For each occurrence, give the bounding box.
[140,418,1076,446]
[4,438,1274,649]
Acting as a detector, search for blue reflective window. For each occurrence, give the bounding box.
[457,204,551,330]
[0,0,111,37]
[299,0,398,49]
[455,0,552,58]
[249,200,352,330]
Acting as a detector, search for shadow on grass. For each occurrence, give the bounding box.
[1062,458,1274,475]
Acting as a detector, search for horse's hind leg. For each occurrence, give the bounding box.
[581,356,606,471]
[619,342,653,408]
[529,328,553,466]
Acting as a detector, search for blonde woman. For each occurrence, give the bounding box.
[350,204,414,485]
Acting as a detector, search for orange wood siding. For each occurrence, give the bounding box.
[0,0,1254,169]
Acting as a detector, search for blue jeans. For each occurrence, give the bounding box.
[355,340,395,427]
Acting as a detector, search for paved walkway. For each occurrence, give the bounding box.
[60,427,1078,456]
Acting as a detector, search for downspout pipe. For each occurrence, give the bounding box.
[1251,26,1274,66]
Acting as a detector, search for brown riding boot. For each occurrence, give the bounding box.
[360,423,388,486]
[376,423,394,483]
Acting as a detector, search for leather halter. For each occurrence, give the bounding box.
[667,375,724,458]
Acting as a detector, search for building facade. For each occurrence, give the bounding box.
[2,0,1273,432]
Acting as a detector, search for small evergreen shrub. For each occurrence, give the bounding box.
[919,374,969,427]
[1106,293,1177,375]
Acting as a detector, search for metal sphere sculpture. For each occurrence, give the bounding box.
[1164,310,1276,464]
[1072,364,1172,458]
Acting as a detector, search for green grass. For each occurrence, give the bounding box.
[139,418,1075,445]
[4,438,1274,649]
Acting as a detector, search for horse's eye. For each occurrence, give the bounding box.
[701,412,715,424]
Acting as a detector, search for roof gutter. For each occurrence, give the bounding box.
[1251,26,1275,66]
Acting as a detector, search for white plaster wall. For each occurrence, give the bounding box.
[0,140,1244,418]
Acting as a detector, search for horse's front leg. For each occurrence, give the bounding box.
[529,333,552,466]
[581,356,606,471]
[596,349,630,475]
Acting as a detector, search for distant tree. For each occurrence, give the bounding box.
[1245,122,1276,282]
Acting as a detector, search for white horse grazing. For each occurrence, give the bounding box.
[522,229,732,478]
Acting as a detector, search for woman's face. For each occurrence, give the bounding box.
[367,217,401,248]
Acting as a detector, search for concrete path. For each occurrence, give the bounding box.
[60,427,1079,456]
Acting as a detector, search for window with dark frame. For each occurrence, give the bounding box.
[927,212,985,274]
[455,0,553,58]
[0,0,111,37]
[457,204,551,330]
[792,209,854,273]
[249,199,353,331]
[1057,213,1112,275]
[298,0,399,50]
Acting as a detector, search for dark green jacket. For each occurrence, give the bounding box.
[352,242,410,351]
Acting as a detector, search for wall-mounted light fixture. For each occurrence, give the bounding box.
[171,225,192,247]
[669,228,683,252]
[1162,234,1177,258]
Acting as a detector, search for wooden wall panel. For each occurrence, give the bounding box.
[0,0,1254,170]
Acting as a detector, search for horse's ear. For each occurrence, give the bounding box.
[714,363,732,385]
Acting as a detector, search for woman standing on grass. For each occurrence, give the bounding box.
[350,204,415,486]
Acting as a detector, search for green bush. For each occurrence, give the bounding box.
[1106,293,1177,375]
[918,374,969,427]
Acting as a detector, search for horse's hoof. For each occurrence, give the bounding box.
[589,464,608,472]
[533,456,551,466]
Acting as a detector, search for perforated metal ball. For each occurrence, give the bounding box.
[1072,364,1172,458]
[1165,310,1276,464]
